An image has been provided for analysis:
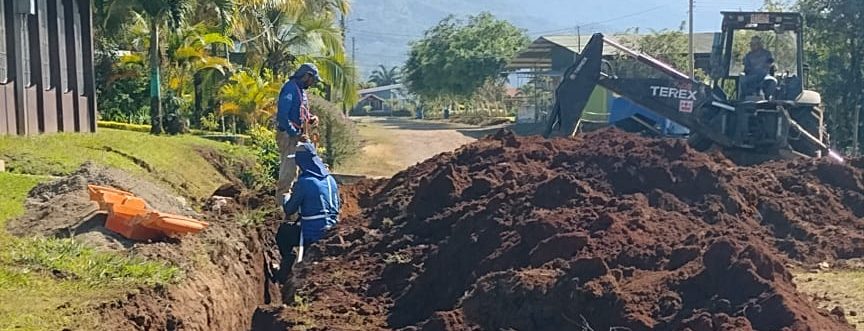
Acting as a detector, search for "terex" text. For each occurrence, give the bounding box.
[650,86,698,101]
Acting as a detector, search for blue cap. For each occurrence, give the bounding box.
[291,63,323,83]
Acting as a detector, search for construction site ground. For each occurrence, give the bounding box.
[2,123,864,330]
[337,117,492,177]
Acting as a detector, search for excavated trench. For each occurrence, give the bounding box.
[90,185,288,330]
[6,160,296,331]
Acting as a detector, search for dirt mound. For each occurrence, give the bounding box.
[262,129,861,330]
[7,162,199,250]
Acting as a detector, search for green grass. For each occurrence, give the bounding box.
[0,128,256,330]
[336,123,403,177]
[0,173,181,330]
[0,128,255,200]
[795,269,864,329]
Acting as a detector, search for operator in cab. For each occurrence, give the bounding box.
[274,142,340,282]
[742,36,775,97]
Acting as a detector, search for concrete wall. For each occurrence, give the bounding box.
[0,0,96,136]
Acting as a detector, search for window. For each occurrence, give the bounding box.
[38,0,50,89]
[0,0,7,83]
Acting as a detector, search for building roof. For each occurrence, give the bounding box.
[358,94,386,102]
[507,32,717,71]
[358,83,404,95]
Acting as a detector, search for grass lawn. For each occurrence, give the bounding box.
[336,122,405,177]
[0,130,255,330]
[795,269,864,329]
[0,128,255,200]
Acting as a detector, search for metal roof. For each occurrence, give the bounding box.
[358,83,404,95]
[506,33,717,71]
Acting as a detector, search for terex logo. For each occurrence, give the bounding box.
[650,86,698,101]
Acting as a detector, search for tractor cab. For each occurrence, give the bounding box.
[710,12,807,102]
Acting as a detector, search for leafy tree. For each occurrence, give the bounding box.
[618,27,709,82]
[125,0,192,134]
[218,69,282,127]
[232,0,357,109]
[369,65,401,86]
[799,0,864,152]
[404,13,529,103]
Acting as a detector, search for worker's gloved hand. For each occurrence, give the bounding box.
[309,115,319,126]
[299,134,310,142]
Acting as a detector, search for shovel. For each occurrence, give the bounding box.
[295,229,304,263]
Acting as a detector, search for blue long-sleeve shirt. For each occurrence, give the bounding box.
[283,174,340,243]
[277,80,304,136]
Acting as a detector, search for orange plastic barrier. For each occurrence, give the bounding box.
[87,185,135,210]
[87,184,207,240]
[141,212,209,235]
[105,203,164,241]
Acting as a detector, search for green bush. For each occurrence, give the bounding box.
[311,96,361,168]
[247,125,280,186]
[97,121,151,133]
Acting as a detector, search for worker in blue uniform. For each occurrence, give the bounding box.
[275,142,340,282]
[275,63,321,201]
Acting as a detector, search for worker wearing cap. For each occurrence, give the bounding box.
[275,142,340,281]
[276,63,322,200]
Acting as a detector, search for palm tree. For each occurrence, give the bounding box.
[219,69,282,126]
[369,65,401,87]
[163,23,234,129]
[232,0,356,109]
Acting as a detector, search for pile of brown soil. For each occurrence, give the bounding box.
[257,129,863,330]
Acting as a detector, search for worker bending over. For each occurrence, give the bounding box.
[275,142,340,281]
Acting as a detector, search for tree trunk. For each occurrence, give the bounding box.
[193,71,203,128]
[149,19,163,134]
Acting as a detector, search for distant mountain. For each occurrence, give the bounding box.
[348,0,764,78]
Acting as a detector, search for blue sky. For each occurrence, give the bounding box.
[349,0,767,77]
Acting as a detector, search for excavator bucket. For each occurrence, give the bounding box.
[544,34,604,138]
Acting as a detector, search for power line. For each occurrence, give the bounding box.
[528,4,668,36]
[350,29,423,38]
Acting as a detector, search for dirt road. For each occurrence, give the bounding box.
[337,117,488,177]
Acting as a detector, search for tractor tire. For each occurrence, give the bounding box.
[789,105,827,157]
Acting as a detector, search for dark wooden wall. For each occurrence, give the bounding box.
[0,0,96,136]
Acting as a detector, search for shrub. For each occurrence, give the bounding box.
[310,96,361,168]
[97,121,151,133]
[247,125,280,185]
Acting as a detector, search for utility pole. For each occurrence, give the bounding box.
[688,0,695,79]
[352,37,356,64]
